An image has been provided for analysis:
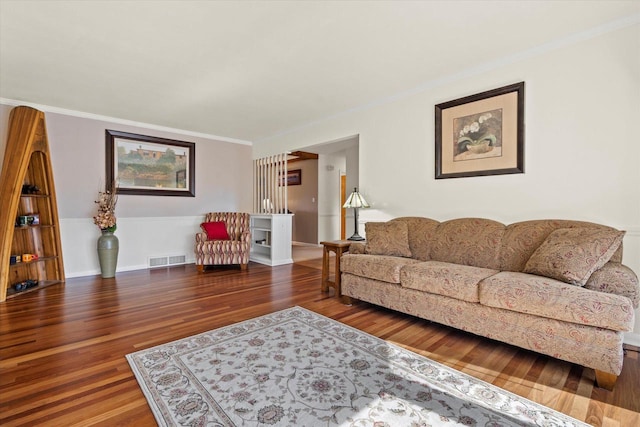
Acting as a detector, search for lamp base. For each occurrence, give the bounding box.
[347,233,365,241]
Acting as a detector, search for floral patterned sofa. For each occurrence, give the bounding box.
[340,217,639,390]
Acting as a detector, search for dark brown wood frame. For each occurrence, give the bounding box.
[106,130,195,197]
[280,169,302,186]
[435,82,525,179]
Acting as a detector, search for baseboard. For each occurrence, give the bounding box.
[65,270,101,279]
[65,259,196,279]
[624,332,640,347]
[65,264,149,278]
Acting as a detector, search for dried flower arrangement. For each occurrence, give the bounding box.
[94,184,118,232]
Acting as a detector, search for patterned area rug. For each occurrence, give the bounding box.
[126,307,588,426]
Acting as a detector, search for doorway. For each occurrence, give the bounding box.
[289,135,359,243]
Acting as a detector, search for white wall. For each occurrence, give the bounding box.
[253,25,640,342]
[318,152,346,242]
[343,143,361,239]
[0,103,253,277]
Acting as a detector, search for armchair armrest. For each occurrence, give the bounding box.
[195,232,209,243]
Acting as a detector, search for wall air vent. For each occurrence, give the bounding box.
[168,255,186,265]
[149,257,168,268]
[148,255,187,268]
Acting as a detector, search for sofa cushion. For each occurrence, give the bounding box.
[400,261,499,303]
[499,220,568,272]
[523,228,625,286]
[365,221,412,257]
[342,273,626,375]
[201,221,230,240]
[341,254,420,284]
[429,218,504,269]
[390,217,440,261]
[499,220,623,272]
[479,271,635,332]
[585,262,640,308]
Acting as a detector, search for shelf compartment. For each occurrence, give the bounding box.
[9,255,60,268]
[252,218,272,229]
[5,279,64,299]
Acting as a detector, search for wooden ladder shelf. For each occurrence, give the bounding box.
[0,106,65,302]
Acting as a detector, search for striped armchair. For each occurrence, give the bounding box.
[195,212,251,271]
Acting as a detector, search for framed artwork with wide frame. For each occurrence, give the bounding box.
[435,82,524,179]
[106,130,195,196]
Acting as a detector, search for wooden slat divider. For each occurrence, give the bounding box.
[253,153,288,214]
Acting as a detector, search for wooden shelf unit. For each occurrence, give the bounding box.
[0,106,65,302]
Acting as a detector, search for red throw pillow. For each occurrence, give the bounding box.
[201,221,230,240]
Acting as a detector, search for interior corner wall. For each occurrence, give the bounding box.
[0,104,254,277]
[252,24,640,340]
[287,159,318,244]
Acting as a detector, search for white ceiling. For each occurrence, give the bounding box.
[1,1,638,143]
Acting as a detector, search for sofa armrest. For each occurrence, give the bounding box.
[349,242,366,254]
[585,262,640,308]
[195,232,208,243]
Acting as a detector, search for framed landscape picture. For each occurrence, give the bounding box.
[106,130,195,196]
[435,82,524,179]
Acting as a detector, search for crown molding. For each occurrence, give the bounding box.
[0,98,253,146]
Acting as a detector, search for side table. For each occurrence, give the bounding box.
[320,240,353,304]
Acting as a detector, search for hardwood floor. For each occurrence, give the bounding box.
[1,257,638,426]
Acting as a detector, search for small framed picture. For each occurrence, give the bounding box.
[280,169,301,186]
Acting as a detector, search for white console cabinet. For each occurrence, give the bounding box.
[250,214,293,266]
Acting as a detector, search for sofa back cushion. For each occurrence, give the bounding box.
[429,218,505,270]
[499,219,624,272]
[390,217,440,261]
[382,216,624,278]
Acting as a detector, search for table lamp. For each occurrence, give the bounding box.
[343,187,369,241]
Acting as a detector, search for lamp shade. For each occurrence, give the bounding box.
[343,188,370,209]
